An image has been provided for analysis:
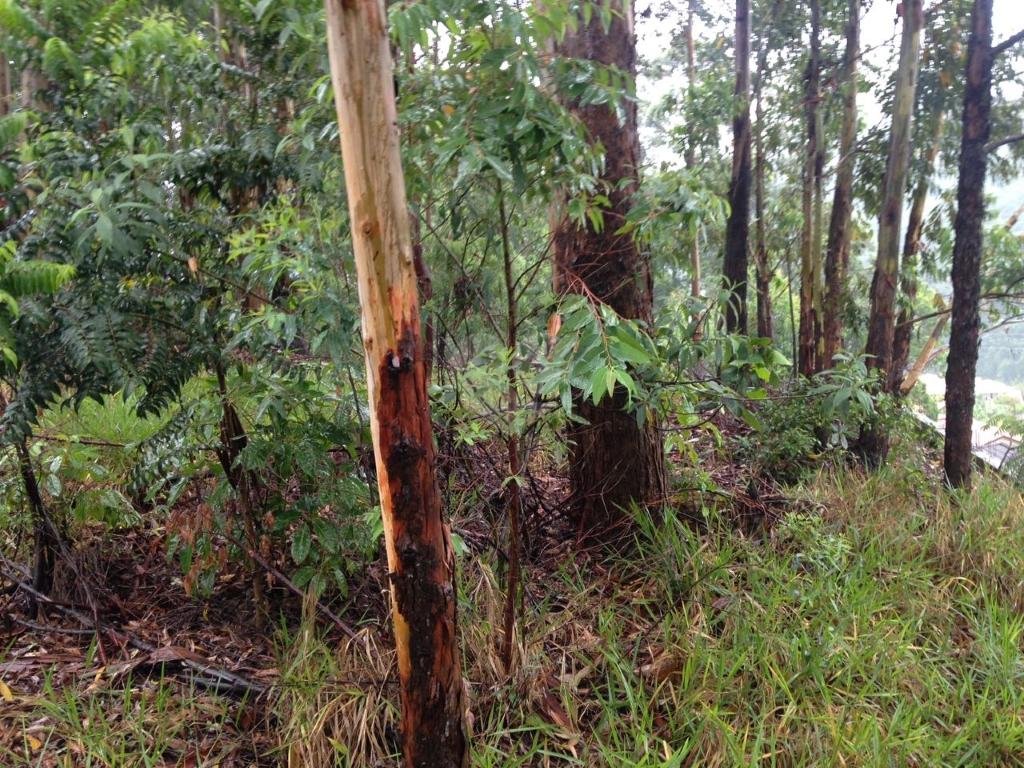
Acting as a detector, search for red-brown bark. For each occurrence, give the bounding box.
[551,0,665,533]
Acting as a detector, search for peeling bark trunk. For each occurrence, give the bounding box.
[324,1,468,764]
[551,0,666,534]
[944,0,993,489]
[891,113,945,392]
[823,0,858,367]
[723,0,752,334]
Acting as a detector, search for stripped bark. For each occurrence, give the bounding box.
[324,0,468,763]
[861,0,923,465]
[864,0,923,383]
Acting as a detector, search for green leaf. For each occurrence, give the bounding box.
[590,364,607,404]
[292,524,311,565]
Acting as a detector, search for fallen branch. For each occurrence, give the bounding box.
[0,558,266,699]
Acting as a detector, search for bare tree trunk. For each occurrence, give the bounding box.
[497,185,521,672]
[798,0,822,376]
[944,0,993,489]
[551,0,666,534]
[17,441,56,604]
[686,0,701,305]
[324,1,469,764]
[891,112,945,391]
[861,0,923,464]
[723,0,752,334]
[753,73,772,340]
[823,0,858,367]
[864,0,923,381]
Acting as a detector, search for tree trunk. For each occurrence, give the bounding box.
[864,0,923,382]
[860,0,923,465]
[753,76,772,340]
[497,185,521,672]
[685,0,701,304]
[723,0,752,335]
[551,0,666,533]
[823,0,858,367]
[324,1,469,765]
[17,441,56,603]
[944,0,993,489]
[891,112,945,391]
[798,0,822,377]
[0,52,11,117]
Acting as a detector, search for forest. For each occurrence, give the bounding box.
[0,0,1023,765]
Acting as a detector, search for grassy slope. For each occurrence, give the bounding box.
[4,444,1024,766]
[275,458,1024,767]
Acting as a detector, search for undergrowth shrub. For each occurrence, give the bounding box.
[738,355,883,484]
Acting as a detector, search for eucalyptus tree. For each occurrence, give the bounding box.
[722,0,751,334]
[550,0,665,532]
[943,0,1015,488]
[862,0,923,463]
[822,0,858,367]
[797,0,824,377]
[324,0,469,761]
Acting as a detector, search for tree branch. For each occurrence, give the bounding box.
[985,132,1024,153]
[992,28,1024,58]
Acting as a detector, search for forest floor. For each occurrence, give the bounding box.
[2,414,1024,767]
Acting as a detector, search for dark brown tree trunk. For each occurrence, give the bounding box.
[944,0,993,489]
[798,0,822,376]
[891,113,945,392]
[325,0,469,763]
[551,0,666,533]
[823,0,858,367]
[723,0,752,334]
[18,441,56,602]
[0,52,11,117]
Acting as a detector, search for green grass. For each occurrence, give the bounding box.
[266,459,1024,767]
[0,671,254,767]
[6,454,1024,766]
